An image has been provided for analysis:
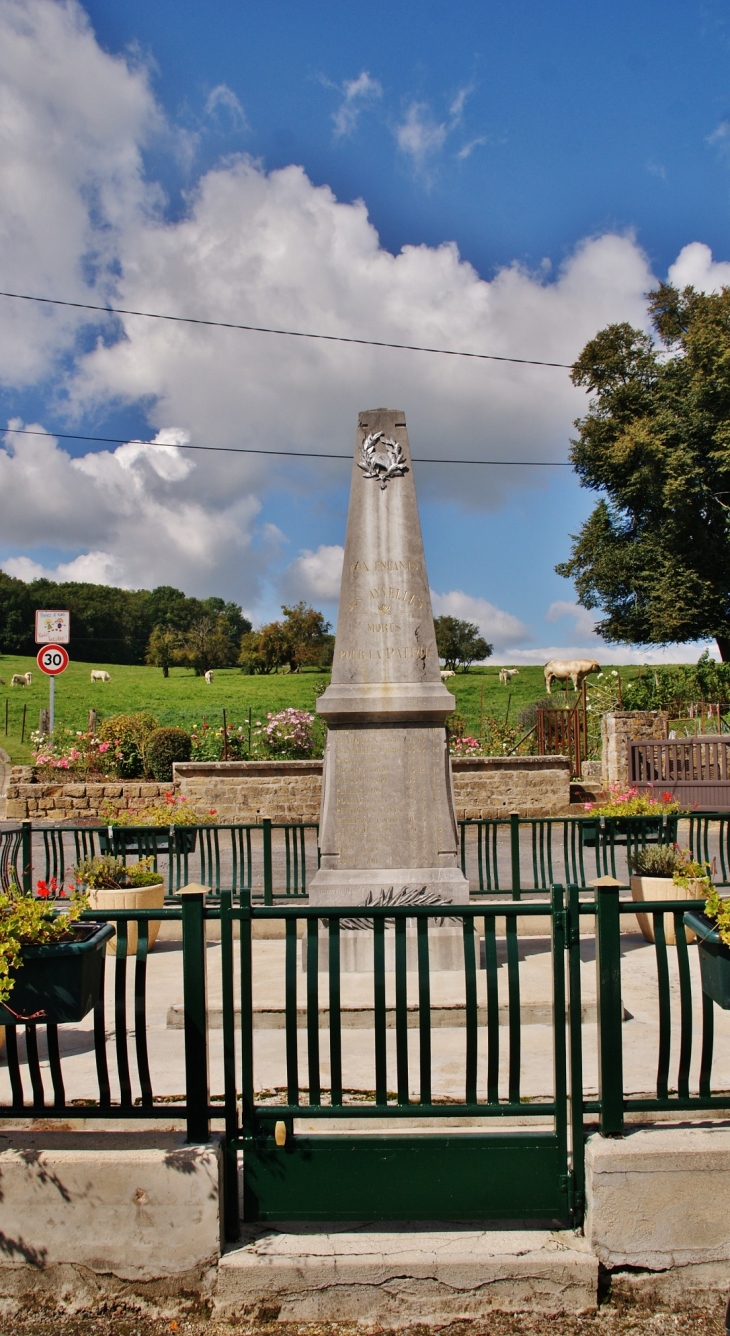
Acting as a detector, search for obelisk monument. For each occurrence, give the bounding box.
[308,408,469,922]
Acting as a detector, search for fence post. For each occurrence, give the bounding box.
[21,819,32,894]
[591,875,624,1137]
[262,818,273,905]
[181,888,210,1142]
[509,811,521,901]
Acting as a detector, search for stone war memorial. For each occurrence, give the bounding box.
[308,407,469,967]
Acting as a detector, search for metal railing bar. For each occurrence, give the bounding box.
[114,924,132,1107]
[239,891,254,1135]
[134,920,153,1108]
[506,913,521,1104]
[699,987,714,1099]
[5,1026,24,1107]
[306,919,320,1106]
[25,1023,45,1108]
[250,1101,559,1118]
[674,913,693,1100]
[551,886,569,1195]
[328,919,343,1107]
[463,917,478,1105]
[285,918,299,1106]
[219,890,240,1241]
[483,913,499,1103]
[395,918,409,1105]
[45,1023,65,1108]
[373,920,387,1105]
[417,918,432,1105]
[566,883,585,1218]
[653,913,671,1102]
[93,952,111,1107]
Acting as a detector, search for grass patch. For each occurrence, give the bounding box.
[0,654,648,766]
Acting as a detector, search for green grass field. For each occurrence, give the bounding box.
[0,653,647,765]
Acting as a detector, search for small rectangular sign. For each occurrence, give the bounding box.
[35,610,70,644]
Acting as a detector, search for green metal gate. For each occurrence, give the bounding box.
[226,887,577,1224]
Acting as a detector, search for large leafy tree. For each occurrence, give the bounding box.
[434,616,492,672]
[557,285,730,660]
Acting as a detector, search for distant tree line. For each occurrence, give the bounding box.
[0,572,251,665]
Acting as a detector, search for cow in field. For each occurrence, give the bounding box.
[544,658,600,693]
[11,672,32,686]
[204,669,214,684]
[440,669,456,680]
[90,670,111,683]
[499,668,520,685]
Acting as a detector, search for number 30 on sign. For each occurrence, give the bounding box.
[36,644,69,676]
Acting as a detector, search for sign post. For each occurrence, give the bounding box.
[35,612,70,736]
[36,644,69,734]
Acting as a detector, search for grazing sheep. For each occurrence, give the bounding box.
[90,670,111,683]
[440,669,456,680]
[204,669,214,684]
[544,658,600,693]
[11,672,32,686]
[499,668,520,685]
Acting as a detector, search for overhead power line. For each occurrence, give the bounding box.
[0,289,573,369]
[1,425,574,465]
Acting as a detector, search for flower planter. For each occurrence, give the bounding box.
[99,826,197,858]
[87,882,165,956]
[630,876,705,944]
[0,921,115,1025]
[581,815,679,849]
[684,909,730,1009]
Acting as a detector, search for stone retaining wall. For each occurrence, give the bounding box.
[6,754,572,822]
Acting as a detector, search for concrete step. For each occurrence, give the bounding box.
[214,1225,598,1321]
[167,998,610,1028]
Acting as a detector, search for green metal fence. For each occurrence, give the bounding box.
[0,877,729,1233]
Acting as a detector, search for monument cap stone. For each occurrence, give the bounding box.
[317,407,456,724]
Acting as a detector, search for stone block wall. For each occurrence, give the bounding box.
[601,711,669,790]
[6,755,572,822]
[5,768,173,821]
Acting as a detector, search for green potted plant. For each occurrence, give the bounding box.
[581,786,681,848]
[629,844,709,945]
[685,888,730,1009]
[0,884,113,1025]
[98,793,217,858]
[75,856,165,956]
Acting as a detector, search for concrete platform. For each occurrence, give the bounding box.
[215,1225,598,1322]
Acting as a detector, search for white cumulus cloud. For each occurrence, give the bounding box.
[545,599,601,640]
[430,589,530,650]
[280,544,344,604]
[667,242,730,293]
[331,71,382,138]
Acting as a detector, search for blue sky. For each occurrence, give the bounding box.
[1,0,730,661]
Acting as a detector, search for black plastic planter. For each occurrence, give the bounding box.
[684,909,730,1010]
[99,826,197,858]
[0,921,115,1025]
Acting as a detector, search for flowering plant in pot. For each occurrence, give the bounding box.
[0,882,113,1025]
[629,844,710,945]
[74,856,165,956]
[685,887,730,1009]
[98,793,217,859]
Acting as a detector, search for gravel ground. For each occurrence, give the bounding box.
[0,1302,725,1336]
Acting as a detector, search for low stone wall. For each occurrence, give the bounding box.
[5,768,173,821]
[6,754,572,822]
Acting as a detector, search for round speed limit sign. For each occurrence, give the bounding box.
[36,644,69,676]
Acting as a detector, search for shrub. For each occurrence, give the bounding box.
[145,727,192,781]
[263,708,319,758]
[73,856,163,888]
[629,844,683,877]
[31,729,121,779]
[98,712,158,778]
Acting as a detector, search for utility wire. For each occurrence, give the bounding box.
[0,289,573,369]
[1,425,574,465]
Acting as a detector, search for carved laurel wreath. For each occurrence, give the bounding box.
[357,432,409,490]
[340,885,450,931]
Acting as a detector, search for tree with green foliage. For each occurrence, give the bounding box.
[145,625,180,677]
[176,615,239,676]
[434,616,491,672]
[0,574,251,664]
[557,284,730,660]
[238,604,333,674]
